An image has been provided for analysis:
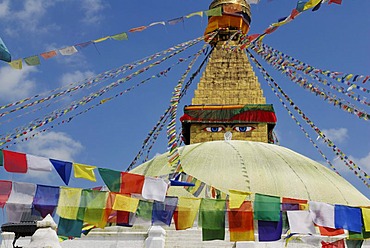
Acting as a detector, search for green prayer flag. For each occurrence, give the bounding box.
[346,240,364,248]
[111,32,128,41]
[136,200,153,220]
[348,227,370,240]
[82,190,108,227]
[98,168,121,192]
[0,150,3,166]
[254,193,281,221]
[205,7,222,17]
[199,199,226,241]
[57,217,83,238]
[24,55,41,66]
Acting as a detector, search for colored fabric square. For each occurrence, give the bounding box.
[228,201,254,241]
[6,182,36,222]
[3,150,28,173]
[24,55,40,66]
[229,190,251,209]
[254,193,280,221]
[32,185,60,217]
[56,187,82,220]
[120,172,144,194]
[346,240,364,248]
[199,198,226,241]
[348,226,370,240]
[50,159,72,185]
[59,46,78,55]
[40,50,57,59]
[136,200,153,220]
[318,225,345,236]
[152,196,178,226]
[111,32,128,41]
[113,194,139,213]
[174,197,201,230]
[117,211,136,227]
[26,154,53,171]
[362,208,370,232]
[321,239,345,248]
[80,190,109,228]
[57,217,83,238]
[0,180,12,208]
[282,197,307,211]
[142,177,168,202]
[309,201,335,228]
[335,205,362,233]
[287,210,315,234]
[98,168,121,192]
[258,212,283,241]
[73,163,97,182]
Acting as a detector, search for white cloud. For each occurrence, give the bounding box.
[60,70,95,87]
[321,128,349,144]
[0,0,10,18]
[80,0,107,24]
[16,131,83,161]
[0,65,37,102]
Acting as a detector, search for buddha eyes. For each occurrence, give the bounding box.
[204,127,224,132]
[233,126,255,132]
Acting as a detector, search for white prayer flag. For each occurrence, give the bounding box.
[142,177,168,202]
[309,201,335,228]
[59,46,78,56]
[26,154,53,171]
[287,210,316,234]
[6,182,36,222]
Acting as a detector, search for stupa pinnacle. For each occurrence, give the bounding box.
[181,0,276,144]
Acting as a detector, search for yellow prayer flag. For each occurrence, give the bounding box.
[93,36,110,43]
[229,189,251,209]
[303,0,322,10]
[175,197,201,230]
[186,11,203,18]
[230,230,254,242]
[73,163,97,182]
[56,187,82,219]
[362,208,370,232]
[112,194,139,213]
[9,59,22,70]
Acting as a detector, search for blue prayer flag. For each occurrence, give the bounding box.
[57,217,83,238]
[258,212,283,241]
[335,205,362,233]
[32,185,60,217]
[50,159,72,185]
[152,196,178,226]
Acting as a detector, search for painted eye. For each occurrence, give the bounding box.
[233,126,255,132]
[204,127,224,132]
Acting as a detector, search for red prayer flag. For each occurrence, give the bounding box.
[328,0,342,4]
[0,180,12,208]
[321,239,345,248]
[3,150,28,173]
[40,50,57,59]
[129,26,147,33]
[228,201,255,241]
[290,9,300,19]
[318,225,345,236]
[120,172,145,194]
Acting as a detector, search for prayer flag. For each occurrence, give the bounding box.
[318,225,344,236]
[129,26,147,33]
[40,50,57,59]
[229,189,251,209]
[329,0,342,4]
[6,182,36,223]
[75,41,92,48]
[142,177,168,202]
[50,159,72,185]
[346,240,364,248]
[349,227,370,240]
[228,201,254,241]
[24,55,40,66]
[312,1,323,11]
[174,197,201,230]
[362,208,370,232]
[186,11,203,18]
[148,21,166,27]
[258,212,283,241]
[0,180,12,208]
[56,187,82,220]
[254,193,280,221]
[93,36,109,43]
[32,185,60,217]
[335,205,362,233]
[120,172,144,194]
[73,163,97,182]
[59,46,78,55]
[205,7,222,17]
[321,239,345,248]
[98,168,121,192]
[9,59,22,69]
[3,150,28,173]
[57,218,83,238]
[0,37,11,62]
[287,210,316,234]
[199,199,226,241]
[136,200,153,220]
[152,196,178,226]
[296,1,306,12]
[80,190,109,228]
[167,17,184,25]
[111,32,128,41]
[309,201,335,228]
[113,194,139,213]
[117,211,135,227]
[26,154,53,171]
[282,197,307,211]
[303,0,322,11]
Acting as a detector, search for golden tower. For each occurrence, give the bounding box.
[181,0,277,144]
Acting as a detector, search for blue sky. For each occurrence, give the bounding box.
[0,0,369,212]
